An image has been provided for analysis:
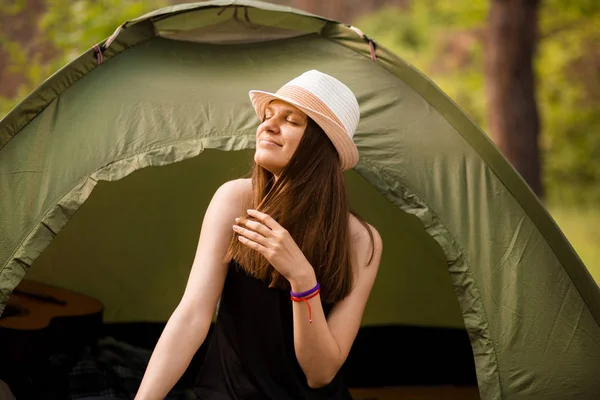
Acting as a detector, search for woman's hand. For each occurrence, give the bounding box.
[233,209,315,286]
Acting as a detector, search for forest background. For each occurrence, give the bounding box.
[1,0,598,283]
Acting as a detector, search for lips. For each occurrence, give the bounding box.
[259,137,282,147]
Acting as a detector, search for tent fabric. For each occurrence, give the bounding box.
[0,1,599,399]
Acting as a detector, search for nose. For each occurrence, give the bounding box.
[262,115,280,134]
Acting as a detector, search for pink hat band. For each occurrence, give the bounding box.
[275,85,345,128]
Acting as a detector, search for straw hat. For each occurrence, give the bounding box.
[249,70,360,171]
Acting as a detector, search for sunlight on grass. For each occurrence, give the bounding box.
[547,206,600,285]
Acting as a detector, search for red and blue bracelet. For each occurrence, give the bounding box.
[290,283,321,324]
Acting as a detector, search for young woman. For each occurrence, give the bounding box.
[135,70,382,399]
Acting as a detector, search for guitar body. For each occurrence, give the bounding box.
[0,280,104,399]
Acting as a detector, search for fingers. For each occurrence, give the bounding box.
[233,224,268,246]
[246,209,279,230]
[239,218,272,237]
[237,235,267,254]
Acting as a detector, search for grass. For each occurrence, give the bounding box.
[546,206,600,285]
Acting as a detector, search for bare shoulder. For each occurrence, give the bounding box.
[214,178,251,203]
[349,214,383,271]
[216,178,252,198]
[205,178,252,223]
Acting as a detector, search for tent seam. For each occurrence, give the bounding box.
[0,134,255,278]
[357,157,504,400]
[368,43,600,326]
[0,22,156,152]
[322,22,600,325]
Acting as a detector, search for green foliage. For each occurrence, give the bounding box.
[548,206,600,284]
[536,6,600,206]
[41,0,167,55]
[356,0,600,207]
[0,0,26,15]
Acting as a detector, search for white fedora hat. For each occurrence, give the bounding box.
[249,70,360,171]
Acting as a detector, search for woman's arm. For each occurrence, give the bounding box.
[134,179,250,400]
[233,211,382,389]
[290,220,382,388]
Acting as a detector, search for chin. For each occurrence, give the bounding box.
[254,151,286,174]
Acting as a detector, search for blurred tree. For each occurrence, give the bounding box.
[485,0,542,198]
[0,0,53,114]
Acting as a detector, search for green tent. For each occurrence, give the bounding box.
[1,1,599,399]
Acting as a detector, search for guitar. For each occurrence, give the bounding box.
[0,280,104,398]
[0,279,104,332]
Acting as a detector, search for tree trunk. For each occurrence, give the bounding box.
[484,0,543,198]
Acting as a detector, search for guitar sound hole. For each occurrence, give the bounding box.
[0,304,30,319]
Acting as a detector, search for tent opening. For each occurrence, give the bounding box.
[1,149,478,398]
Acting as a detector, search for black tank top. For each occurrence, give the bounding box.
[193,261,352,400]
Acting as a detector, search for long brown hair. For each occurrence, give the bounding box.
[226,118,373,303]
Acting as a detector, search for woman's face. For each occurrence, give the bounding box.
[254,100,308,176]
